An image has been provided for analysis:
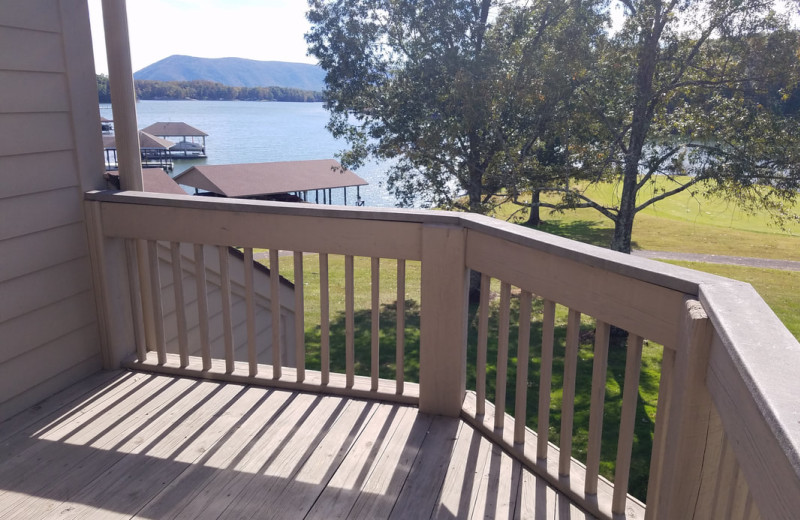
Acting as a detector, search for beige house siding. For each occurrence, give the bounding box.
[0,0,106,419]
[156,244,297,368]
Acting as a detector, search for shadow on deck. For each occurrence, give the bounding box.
[0,371,591,519]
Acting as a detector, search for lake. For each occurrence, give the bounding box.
[99,100,398,207]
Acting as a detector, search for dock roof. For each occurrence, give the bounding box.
[173,159,368,198]
[141,122,208,137]
[103,131,175,150]
[106,168,186,195]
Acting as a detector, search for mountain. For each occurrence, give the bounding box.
[134,55,326,92]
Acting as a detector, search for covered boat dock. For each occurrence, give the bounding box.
[174,159,369,205]
[142,121,208,158]
[103,131,175,171]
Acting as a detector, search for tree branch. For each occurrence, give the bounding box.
[634,176,702,213]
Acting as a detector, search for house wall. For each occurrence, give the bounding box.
[156,244,297,369]
[0,0,106,419]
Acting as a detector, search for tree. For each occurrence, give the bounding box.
[306,0,603,214]
[97,74,111,103]
[546,0,800,252]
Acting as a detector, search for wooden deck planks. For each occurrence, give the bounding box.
[0,371,595,520]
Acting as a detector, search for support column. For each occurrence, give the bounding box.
[101,0,142,191]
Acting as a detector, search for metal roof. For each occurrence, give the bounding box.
[102,131,175,150]
[141,122,208,137]
[173,159,368,198]
[105,168,186,195]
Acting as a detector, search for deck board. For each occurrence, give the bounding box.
[0,371,595,519]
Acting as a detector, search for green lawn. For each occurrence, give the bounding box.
[492,177,800,260]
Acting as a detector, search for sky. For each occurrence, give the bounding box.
[88,0,317,75]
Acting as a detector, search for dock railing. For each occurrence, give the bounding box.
[84,190,800,520]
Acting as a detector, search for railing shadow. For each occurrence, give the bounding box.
[300,293,657,501]
[303,299,422,383]
[465,294,657,502]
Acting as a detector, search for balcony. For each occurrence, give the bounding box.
[2,189,799,519]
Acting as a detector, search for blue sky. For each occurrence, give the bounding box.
[89,0,316,74]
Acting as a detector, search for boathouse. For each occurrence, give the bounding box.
[174,159,369,205]
[141,121,208,157]
[103,131,174,171]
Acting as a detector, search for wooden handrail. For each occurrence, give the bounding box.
[84,190,800,520]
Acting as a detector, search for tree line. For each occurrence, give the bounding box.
[97,75,324,103]
[306,0,800,254]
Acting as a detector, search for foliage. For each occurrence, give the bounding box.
[95,75,323,103]
[97,74,111,103]
[306,0,603,213]
[545,0,800,252]
[133,79,324,102]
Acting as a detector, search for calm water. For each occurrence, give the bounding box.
[99,100,397,207]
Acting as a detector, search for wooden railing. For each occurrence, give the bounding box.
[84,190,800,520]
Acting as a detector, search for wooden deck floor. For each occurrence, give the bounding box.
[0,371,593,519]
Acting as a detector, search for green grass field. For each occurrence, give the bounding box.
[492,177,800,260]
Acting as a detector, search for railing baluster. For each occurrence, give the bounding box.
[371,257,380,391]
[193,244,211,371]
[396,259,405,394]
[743,494,757,520]
[514,290,533,444]
[612,333,644,514]
[270,248,281,378]
[244,247,257,377]
[125,239,146,362]
[170,242,189,367]
[218,246,234,374]
[136,238,157,351]
[645,345,675,511]
[345,255,355,388]
[147,240,167,364]
[319,252,330,385]
[495,282,511,429]
[294,251,305,383]
[476,273,490,416]
[538,299,556,459]
[585,320,611,494]
[559,308,581,476]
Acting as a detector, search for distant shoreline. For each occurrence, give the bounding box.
[98,76,324,104]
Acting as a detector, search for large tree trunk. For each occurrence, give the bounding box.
[611,14,663,253]
[610,171,638,253]
[526,189,541,227]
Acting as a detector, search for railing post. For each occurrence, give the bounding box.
[645,297,713,519]
[84,199,140,368]
[419,224,469,417]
